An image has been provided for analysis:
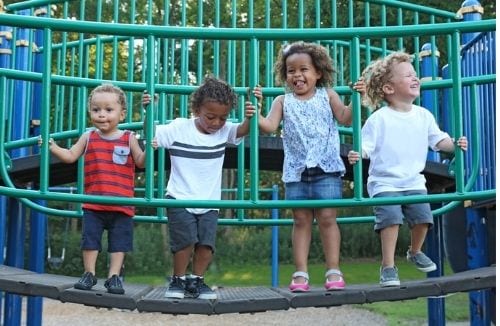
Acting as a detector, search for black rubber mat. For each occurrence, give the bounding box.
[0,265,495,315]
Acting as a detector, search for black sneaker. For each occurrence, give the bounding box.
[185,276,200,298]
[104,274,125,295]
[191,277,217,300]
[164,276,185,299]
[74,272,97,291]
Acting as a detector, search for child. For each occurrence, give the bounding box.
[39,84,146,294]
[347,52,468,287]
[142,76,257,299]
[257,41,354,292]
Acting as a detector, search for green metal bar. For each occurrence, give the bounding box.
[350,37,363,200]
[450,32,465,193]
[361,0,458,19]
[144,34,156,200]
[1,13,493,39]
[38,27,52,193]
[249,37,259,201]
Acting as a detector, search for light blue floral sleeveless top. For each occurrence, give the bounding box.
[282,87,345,183]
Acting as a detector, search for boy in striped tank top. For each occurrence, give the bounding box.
[40,84,145,294]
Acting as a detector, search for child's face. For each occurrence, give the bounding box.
[88,92,125,135]
[385,62,420,101]
[285,53,322,98]
[194,101,231,134]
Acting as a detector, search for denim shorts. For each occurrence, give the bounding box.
[285,167,343,200]
[81,209,134,252]
[167,206,218,254]
[373,190,434,232]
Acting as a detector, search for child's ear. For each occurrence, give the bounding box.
[120,109,126,121]
[382,83,394,95]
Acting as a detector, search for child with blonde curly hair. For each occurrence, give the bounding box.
[348,51,468,287]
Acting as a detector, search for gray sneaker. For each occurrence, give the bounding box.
[380,266,400,287]
[406,250,437,273]
[187,276,217,300]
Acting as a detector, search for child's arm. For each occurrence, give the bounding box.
[328,89,353,126]
[258,95,284,134]
[236,86,261,138]
[436,136,468,153]
[130,133,146,168]
[39,133,88,163]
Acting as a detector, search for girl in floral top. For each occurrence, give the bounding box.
[258,41,355,292]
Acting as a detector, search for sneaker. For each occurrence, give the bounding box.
[104,274,125,295]
[289,271,310,292]
[74,271,97,291]
[185,276,200,298]
[324,269,345,291]
[187,276,217,300]
[164,276,185,299]
[380,266,400,287]
[406,250,437,273]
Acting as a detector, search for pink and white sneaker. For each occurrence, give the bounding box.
[289,271,310,292]
[324,269,345,290]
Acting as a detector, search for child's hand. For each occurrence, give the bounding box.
[456,136,468,151]
[142,91,158,108]
[151,137,158,149]
[347,150,361,165]
[350,78,366,97]
[38,136,54,147]
[244,85,263,118]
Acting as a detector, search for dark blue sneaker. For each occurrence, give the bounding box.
[164,276,185,299]
[74,272,97,291]
[104,274,125,295]
[186,276,216,300]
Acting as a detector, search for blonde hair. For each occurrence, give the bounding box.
[361,51,414,109]
[87,83,127,111]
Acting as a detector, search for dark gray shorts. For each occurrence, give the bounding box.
[166,207,218,253]
[373,190,434,232]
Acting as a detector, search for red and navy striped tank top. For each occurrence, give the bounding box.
[82,130,135,216]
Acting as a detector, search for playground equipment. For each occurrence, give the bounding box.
[0,0,495,325]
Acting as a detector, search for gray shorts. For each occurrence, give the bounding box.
[373,190,434,232]
[166,207,218,253]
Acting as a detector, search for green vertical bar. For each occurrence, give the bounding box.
[39,28,52,193]
[197,0,203,80]
[144,34,156,200]
[249,38,259,201]
[450,32,464,193]
[111,0,119,81]
[350,37,363,200]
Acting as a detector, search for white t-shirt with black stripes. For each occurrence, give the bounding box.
[155,118,241,214]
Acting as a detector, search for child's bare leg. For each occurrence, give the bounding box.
[108,252,125,278]
[173,245,194,276]
[317,208,341,281]
[380,225,399,268]
[292,208,314,283]
[82,249,98,275]
[192,245,213,276]
[409,223,430,254]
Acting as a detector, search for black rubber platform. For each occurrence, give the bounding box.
[0,265,494,315]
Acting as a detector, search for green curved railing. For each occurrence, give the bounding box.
[0,0,496,224]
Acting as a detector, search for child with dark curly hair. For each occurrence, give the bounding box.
[143,76,258,300]
[258,41,357,292]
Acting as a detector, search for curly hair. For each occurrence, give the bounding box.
[87,83,127,111]
[274,41,335,89]
[361,51,414,109]
[190,75,237,116]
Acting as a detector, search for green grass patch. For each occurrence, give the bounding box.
[127,258,471,324]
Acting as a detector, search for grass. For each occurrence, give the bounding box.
[127,258,471,325]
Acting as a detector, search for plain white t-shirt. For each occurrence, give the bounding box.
[361,105,449,197]
[155,118,242,214]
